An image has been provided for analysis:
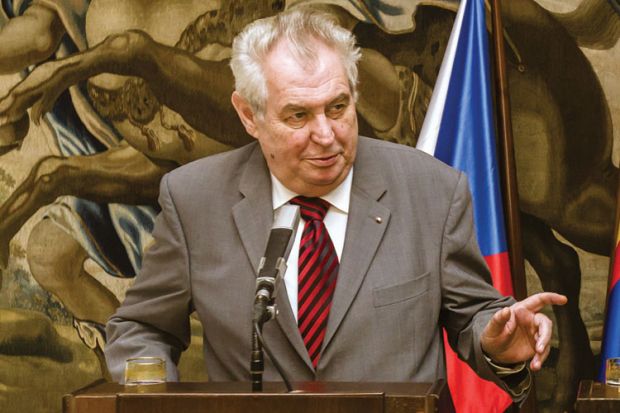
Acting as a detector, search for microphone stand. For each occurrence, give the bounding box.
[251,257,294,392]
[250,324,264,392]
[250,205,299,392]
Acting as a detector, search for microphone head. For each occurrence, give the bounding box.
[273,204,301,232]
[254,205,300,323]
[260,205,300,275]
[274,204,300,262]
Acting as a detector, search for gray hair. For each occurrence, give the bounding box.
[230,7,361,115]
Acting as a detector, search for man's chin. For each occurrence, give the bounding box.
[302,173,348,196]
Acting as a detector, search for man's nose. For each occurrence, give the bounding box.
[310,114,335,144]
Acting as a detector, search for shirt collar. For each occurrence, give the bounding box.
[271,168,353,214]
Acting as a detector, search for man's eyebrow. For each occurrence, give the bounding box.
[281,104,306,113]
[329,93,350,104]
[280,93,351,113]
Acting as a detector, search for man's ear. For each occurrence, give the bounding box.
[231,92,259,139]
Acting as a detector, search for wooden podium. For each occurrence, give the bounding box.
[575,380,620,412]
[63,380,453,413]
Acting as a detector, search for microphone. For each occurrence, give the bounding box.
[253,204,300,324]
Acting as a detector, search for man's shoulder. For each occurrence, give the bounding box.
[171,142,258,178]
[357,136,461,180]
[355,137,469,225]
[161,142,260,199]
[165,142,256,185]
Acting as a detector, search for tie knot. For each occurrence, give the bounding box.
[290,196,330,222]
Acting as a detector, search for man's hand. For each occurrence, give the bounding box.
[481,292,567,371]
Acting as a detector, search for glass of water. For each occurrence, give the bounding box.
[606,358,620,386]
[124,356,166,385]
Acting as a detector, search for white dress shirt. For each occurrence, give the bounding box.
[271,169,353,321]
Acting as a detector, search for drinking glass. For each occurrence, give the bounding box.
[124,357,166,385]
[606,357,620,386]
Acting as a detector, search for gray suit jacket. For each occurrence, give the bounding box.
[106,137,517,394]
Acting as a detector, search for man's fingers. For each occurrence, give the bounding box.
[484,294,562,368]
[530,343,551,371]
[539,342,551,364]
[520,293,567,312]
[534,313,553,352]
[526,313,553,371]
[514,304,535,331]
[534,314,552,369]
[485,307,512,337]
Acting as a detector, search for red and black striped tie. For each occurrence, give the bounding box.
[289,196,339,368]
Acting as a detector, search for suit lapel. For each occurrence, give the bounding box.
[232,144,313,371]
[275,285,314,370]
[232,145,273,274]
[322,138,391,353]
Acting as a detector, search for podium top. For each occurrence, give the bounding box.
[64,380,453,413]
[68,379,441,395]
[575,380,620,413]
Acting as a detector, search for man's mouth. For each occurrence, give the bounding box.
[307,153,339,166]
[314,154,337,160]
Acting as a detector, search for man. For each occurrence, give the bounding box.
[105,7,565,401]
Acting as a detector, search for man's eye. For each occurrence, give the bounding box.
[327,103,346,117]
[286,112,307,128]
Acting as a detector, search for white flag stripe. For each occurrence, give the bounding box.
[416,0,468,155]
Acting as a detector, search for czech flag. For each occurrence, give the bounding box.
[598,229,620,381]
[417,0,514,411]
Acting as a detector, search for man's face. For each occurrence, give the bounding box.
[234,39,358,197]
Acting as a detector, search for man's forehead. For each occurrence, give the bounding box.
[264,38,344,80]
[263,40,351,107]
[268,79,352,114]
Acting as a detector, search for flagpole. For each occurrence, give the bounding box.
[489,1,538,412]
[489,0,527,301]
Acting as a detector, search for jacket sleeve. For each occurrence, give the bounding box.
[439,172,530,401]
[105,173,193,382]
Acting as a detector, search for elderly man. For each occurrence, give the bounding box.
[105,7,565,401]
